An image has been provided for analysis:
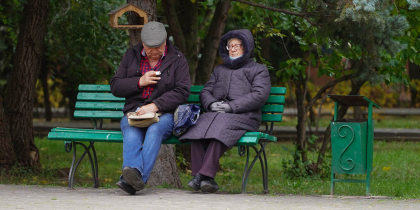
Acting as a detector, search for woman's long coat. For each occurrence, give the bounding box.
[179,29,271,148]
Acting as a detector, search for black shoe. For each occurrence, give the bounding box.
[187,173,205,191]
[200,179,219,193]
[116,179,136,195]
[122,166,145,191]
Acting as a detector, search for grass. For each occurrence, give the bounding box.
[279,115,420,129]
[1,137,420,199]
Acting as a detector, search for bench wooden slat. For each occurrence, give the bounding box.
[77,93,125,101]
[53,128,267,138]
[163,136,191,145]
[74,102,283,113]
[77,85,286,96]
[75,101,125,110]
[74,110,123,119]
[48,131,123,143]
[270,87,287,95]
[74,107,283,122]
[52,128,122,133]
[189,86,286,95]
[188,95,284,104]
[186,95,200,103]
[261,133,277,142]
[190,86,204,93]
[262,105,284,113]
[267,95,285,104]
[48,129,275,146]
[79,84,111,92]
[262,114,282,122]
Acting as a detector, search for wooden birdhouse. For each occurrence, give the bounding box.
[108,4,148,29]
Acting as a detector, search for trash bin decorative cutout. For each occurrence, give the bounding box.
[328,95,380,195]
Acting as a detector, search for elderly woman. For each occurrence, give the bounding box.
[179,29,271,193]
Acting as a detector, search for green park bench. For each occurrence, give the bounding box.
[48,84,286,193]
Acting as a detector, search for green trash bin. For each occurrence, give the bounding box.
[328,95,380,196]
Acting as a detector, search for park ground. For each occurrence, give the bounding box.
[1,184,420,210]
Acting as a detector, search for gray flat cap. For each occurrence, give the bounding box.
[141,21,167,47]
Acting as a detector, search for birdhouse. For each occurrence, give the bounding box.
[108,4,148,29]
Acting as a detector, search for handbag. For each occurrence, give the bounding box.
[127,112,162,128]
[173,104,201,136]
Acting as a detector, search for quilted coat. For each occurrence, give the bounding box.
[179,29,271,148]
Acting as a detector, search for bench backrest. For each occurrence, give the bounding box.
[75,85,286,133]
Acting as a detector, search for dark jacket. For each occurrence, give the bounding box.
[179,29,271,148]
[110,40,191,115]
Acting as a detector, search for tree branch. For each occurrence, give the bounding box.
[162,0,187,54]
[231,0,317,26]
[305,73,355,112]
[195,0,231,85]
[198,6,214,36]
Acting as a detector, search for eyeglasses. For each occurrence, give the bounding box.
[226,44,242,51]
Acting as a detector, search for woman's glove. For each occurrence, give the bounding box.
[209,102,219,111]
[211,101,233,113]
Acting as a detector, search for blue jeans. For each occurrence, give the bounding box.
[120,113,174,183]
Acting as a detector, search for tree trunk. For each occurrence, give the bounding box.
[161,0,187,55]
[0,96,15,169]
[127,0,157,47]
[127,0,182,188]
[408,61,420,107]
[3,0,49,169]
[177,0,199,85]
[162,0,199,84]
[195,0,231,85]
[40,54,52,121]
[162,0,199,167]
[294,76,309,166]
[148,144,182,188]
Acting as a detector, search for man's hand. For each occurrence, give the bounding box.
[139,71,161,87]
[135,103,159,115]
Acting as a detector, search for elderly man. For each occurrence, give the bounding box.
[110,21,191,195]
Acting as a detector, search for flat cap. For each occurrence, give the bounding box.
[141,21,167,47]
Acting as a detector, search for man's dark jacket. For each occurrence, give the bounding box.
[110,40,191,115]
[179,29,271,148]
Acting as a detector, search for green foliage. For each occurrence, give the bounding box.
[0,0,24,98]
[228,0,420,176]
[236,1,414,85]
[407,0,420,9]
[175,149,190,171]
[197,0,218,41]
[281,142,331,179]
[44,0,128,98]
[333,2,410,84]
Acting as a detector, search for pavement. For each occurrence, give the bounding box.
[1,184,419,210]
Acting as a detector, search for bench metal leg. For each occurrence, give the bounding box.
[241,146,250,193]
[66,141,99,189]
[240,143,269,194]
[261,143,269,193]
